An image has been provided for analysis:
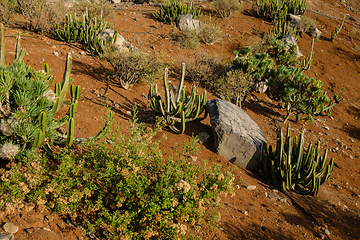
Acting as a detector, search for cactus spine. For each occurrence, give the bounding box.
[149,63,207,134]
[260,125,334,196]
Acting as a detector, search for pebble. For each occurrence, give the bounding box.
[53,51,59,56]
[197,132,210,144]
[247,185,256,190]
[324,126,330,130]
[242,210,249,216]
[324,229,330,236]
[3,223,18,234]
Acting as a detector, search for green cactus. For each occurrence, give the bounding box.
[153,0,202,24]
[331,14,347,43]
[148,63,207,134]
[255,0,307,22]
[260,125,334,196]
[0,27,114,158]
[300,38,314,71]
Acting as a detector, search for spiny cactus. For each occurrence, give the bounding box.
[148,63,207,134]
[300,38,314,71]
[153,0,202,24]
[0,26,113,159]
[331,14,347,43]
[260,125,334,196]
[53,8,117,57]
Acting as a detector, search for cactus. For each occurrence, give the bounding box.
[300,38,314,71]
[148,63,207,134]
[255,0,307,22]
[153,0,202,24]
[53,8,117,57]
[260,125,334,196]
[331,14,347,43]
[0,27,114,158]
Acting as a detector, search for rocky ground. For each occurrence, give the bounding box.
[1,0,360,239]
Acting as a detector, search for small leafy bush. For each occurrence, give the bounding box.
[260,125,334,196]
[0,110,235,239]
[210,0,243,19]
[213,70,254,108]
[175,29,200,49]
[103,49,165,89]
[153,0,202,24]
[198,16,223,45]
[267,65,340,122]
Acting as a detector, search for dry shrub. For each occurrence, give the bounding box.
[72,0,114,20]
[174,29,200,49]
[103,49,165,89]
[297,16,317,34]
[183,52,228,91]
[210,0,243,19]
[0,0,17,25]
[198,16,222,45]
[17,0,68,33]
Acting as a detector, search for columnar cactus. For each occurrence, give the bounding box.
[0,26,113,159]
[260,125,334,196]
[148,63,207,134]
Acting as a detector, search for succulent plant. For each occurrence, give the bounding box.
[300,38,314,71]
[0,25,113,158]
[148,63,207,134]
[260,125,334,196]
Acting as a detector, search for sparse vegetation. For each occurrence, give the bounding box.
[103,49,165,89]
[175,29,201,49]
[210,0,243,19]
[296,16,317,35]
[198,15,223,45]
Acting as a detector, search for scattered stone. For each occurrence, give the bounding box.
[197,132,211,144]
[241,210,249,216]
[206,99,266,171]
[126,111,132,115]
[189,156,197,161]
[80,51,86,56]
[246,185,256,191]
[53,51,59,56]
[324,229,330,236]
[175,14,201,31]
[324,126,330,130]
[98,29,136,52]
[3,223,18,234]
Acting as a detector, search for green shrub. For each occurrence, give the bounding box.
[255,0,307,22]
[267,65,340,122]
[175,29,200,49]
[0,109,235,239]
[0,27,113,158]
[198,16,222,45]
[103,49,165,89]
[210,0,243,19]
[152,0,202,24]
[212,70,254,108]
[296,16,317,35]
[260,125,334,196]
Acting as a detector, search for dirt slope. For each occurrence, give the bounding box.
[1,0,360,239]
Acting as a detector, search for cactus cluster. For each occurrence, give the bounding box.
[0,26,113,158]
[152,0,202,24]
[260,125,334,196]
[256,0,307,22]
[148,63,207,134]
[53,8,117,57]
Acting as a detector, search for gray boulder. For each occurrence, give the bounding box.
[175,14,201,31]
[97,29,136,52]
[206,99,266,171]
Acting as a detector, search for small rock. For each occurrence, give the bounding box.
[3,223,19,234]
[80,51,86,56]
[324,126,330,130]
[241,210,249,216]
[126,111,131,115]
[324,229,330,236]
[53,51,59,56]
[246,185,256,191]
[197,132,210,144]
[189,156,197,161]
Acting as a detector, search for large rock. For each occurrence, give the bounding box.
[97,29,136,52]
[175,14,201,31]
[282,34,302,58]
[206,99,266,171]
